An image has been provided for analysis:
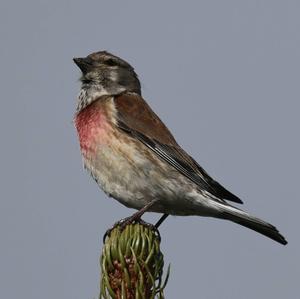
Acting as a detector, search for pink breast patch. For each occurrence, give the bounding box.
[74,103,111,156]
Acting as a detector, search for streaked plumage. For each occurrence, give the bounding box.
[73,51,287,245]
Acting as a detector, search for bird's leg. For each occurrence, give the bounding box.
[103,199,159,242]
[155,213,169,228]
[121,199,159,226]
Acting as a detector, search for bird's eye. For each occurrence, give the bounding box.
[82,78,92,84]
[105,58,116,66]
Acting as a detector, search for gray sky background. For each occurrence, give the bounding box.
[0,1,299,298]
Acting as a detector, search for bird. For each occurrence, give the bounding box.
[73,51,287,245]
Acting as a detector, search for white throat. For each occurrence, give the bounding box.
[76,85,122,113]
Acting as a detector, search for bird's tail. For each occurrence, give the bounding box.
[217,205,287,245]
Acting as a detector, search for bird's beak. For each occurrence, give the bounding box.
[73,57,92,73]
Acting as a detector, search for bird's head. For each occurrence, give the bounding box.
[73,51,141,96]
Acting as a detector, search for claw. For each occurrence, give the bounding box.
[103,199,161,243]
[103,217,161,243]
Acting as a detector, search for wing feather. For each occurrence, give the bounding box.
[114,93,242,204]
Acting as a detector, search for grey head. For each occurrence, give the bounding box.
[73,51,141,98]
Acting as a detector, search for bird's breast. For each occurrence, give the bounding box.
[74,99,115,157]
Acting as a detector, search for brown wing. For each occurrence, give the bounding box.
[114,93,242,204]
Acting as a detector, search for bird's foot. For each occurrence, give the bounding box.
[103,199,161,243]
[103,216,160,243]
